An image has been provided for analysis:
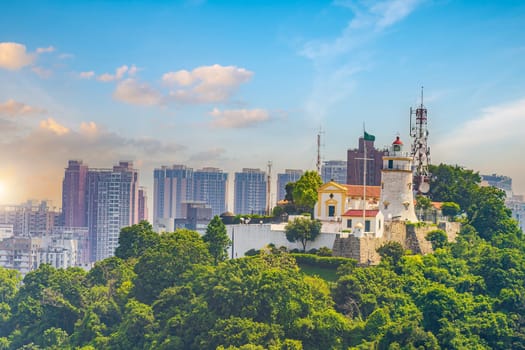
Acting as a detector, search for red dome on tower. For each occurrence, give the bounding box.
[392,136,403,145]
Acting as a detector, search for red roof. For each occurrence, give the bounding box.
[343,209,379,217]
[344,185,381,198]
[393,136,403,145]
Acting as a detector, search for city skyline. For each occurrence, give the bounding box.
[1,1,525,207]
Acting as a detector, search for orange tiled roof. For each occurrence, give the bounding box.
[343,185,381,198]
[343,209,380,217]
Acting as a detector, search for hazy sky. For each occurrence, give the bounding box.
[1,0,525,209]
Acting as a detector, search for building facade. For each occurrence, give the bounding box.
[347,137,385,186]
[322,160,347,184]
[138,187,148,222]
[62,160,88,227]
[86,162,139,262]
[153,165,194,229]
[234,168,267,215]
[193,167,228,217]
[277,169,303,201]
[379,137,417,222]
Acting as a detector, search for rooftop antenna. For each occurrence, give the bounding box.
[410,86,431,194]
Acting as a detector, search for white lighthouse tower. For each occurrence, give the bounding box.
[380,136,418,222]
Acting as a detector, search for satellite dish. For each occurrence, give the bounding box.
[419,182,430,194]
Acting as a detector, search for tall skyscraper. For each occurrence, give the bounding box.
[62,160,88,227]
[234,168,267,215]
[193,167,228,216]
[277,169,303,201]
[138,187,148,222]
[153,165,194,228]
[86,161,139,262]
[347,137,385,186]
[321,160,347,184]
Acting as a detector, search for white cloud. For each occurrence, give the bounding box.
[162,70,194,86]
[36,46,55,54]
[189,147,226,161]
[39,118,69,135]
[0,42,36,70]
[301,0,422,59]
[79,121,98,136]
[113,78,162,106]
[79,71,95,79]
[0,99,47,116]
[31,66,52,78]
[97,64,136,82]
[0,120,185,203]
[163,64,253,103]
[435,97,525,154]
[209,107,270,128]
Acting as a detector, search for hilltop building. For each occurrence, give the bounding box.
[379,136,418,222]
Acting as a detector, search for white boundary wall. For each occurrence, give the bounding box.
[226,224,338,258]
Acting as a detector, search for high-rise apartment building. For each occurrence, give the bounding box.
[62,160,88,227]
[347,137,385,186]
[138,187,148,222]
[193,167,228,217]
[153,165,194,229]
[322,161,347,184]
[277,169,303,201]
[86,161,139,262]
[234,168,267,215]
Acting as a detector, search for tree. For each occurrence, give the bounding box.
[115,221,159,260]
[377,241,405,266]
[292,171,322,214]
[426,230,448,250]
[285,217,322,252]
[203,215,232,264]
[415,195,432,211]
[441,202,460,219]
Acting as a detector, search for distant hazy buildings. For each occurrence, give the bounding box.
[321,160,347,184]
[86,161,139,262]
[0,200,60,236]
[153,165,193,225]
[277,169,303,201]
[234,168,267,215]
[193,167,228,217]
[481,174,513,197]
[481,173,525,232]
[347,137,385,186]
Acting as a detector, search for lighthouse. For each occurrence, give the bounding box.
[379,136,418,222]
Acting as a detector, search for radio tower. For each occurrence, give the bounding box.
[316,130,322,175]
[410,87,431,194]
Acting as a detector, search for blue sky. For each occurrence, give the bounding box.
[1,0,525,208]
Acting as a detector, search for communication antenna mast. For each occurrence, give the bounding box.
[266,160,272,215]
[410,87,431,194]
[316,130,322,175]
